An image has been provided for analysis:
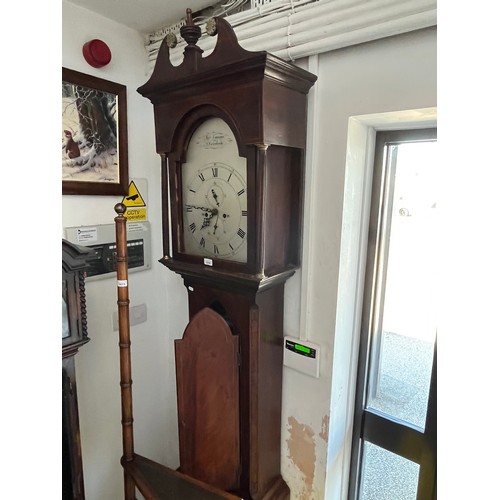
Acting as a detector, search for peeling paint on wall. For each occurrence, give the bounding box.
[319,414,329,442]
[287,416,316,499]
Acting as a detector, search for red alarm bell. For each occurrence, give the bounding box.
[82,39,112,68]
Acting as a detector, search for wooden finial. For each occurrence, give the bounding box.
[114,202,127,216]
[180,7,201,46]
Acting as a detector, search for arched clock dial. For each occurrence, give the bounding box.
[181,118,248,263]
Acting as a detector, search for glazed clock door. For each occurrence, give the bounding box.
[181,118,248,263]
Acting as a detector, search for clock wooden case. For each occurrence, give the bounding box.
[138,10,316,500]
[62,239,93,500]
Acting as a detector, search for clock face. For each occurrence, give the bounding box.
[182,118,248,263]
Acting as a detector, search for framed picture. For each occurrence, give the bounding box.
[62,67,128,195]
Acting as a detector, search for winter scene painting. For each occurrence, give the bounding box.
[62,68,128,195]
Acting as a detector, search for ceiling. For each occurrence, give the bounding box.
[66,0,219,34]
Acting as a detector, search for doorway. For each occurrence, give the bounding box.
[348,129,437,500]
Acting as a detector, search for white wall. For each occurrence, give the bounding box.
[62,2,436,497]
[280,29,437,499]
[62,2,188,498]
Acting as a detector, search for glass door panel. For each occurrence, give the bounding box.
[367,141,437,430]
[349,129,437,500]
[359,442,420,500]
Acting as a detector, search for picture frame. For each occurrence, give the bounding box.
[62,67,129,195]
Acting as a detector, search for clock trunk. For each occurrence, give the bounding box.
[180,279,287,499]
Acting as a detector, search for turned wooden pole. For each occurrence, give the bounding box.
[114,202,136,500]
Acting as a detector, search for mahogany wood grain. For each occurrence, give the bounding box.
[175,307,240,491]
[182,280,289,499]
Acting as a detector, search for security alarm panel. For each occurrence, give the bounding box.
[283,336,320,378]
[65,222,151,281]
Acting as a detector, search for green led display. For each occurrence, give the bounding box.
[295,344,311,354]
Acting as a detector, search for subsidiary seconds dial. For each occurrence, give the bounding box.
[184,162,248,260]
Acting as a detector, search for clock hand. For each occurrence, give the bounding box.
[186,204,216,213]
[220,212,231,233]
[212,213,220,235]
[211,188,220,206]
[203,210,215,229]
[185,205,218,230]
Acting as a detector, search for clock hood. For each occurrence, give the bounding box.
[137,12,317,153]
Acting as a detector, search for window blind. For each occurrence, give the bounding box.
[144,0,436,74]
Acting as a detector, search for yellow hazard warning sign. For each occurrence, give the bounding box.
[122,181,146,207]
[122,181,147,221]
[124,207,147,222]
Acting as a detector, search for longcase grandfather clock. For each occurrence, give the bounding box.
[138,9,316,499]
